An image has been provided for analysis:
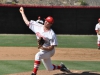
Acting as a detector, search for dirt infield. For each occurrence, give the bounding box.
[0,47,100,75]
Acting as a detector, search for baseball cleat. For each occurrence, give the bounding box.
[60,62,71,73]
[31,73,36,75]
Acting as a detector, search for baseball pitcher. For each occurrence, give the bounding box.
[19,7,70,75]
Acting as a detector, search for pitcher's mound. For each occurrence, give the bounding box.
[8,70,100,75]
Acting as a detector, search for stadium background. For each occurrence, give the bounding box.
[0,0,100,34]
[0,5,100,34]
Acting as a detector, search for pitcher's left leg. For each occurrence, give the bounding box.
[42,59,71,73]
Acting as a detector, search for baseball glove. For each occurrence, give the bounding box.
[98,31,100,35]
[37,37,45,49]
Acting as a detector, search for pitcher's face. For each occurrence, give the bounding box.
[44,21,52,28]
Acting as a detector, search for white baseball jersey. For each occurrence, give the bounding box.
[29,20,58,47]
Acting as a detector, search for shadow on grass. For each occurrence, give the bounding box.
[54,71,100,75]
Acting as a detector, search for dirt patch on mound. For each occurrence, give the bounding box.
[0,47,100,61]
[0,47,100,75]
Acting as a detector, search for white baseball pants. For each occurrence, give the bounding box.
[35,49,55,71]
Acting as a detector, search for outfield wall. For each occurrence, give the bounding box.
[0,4,100,34]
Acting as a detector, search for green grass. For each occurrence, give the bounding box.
[0,60,33,75]
[0,60,100,75]
[0,34,97,48]
[0,34,37,47]
[57,35,97,48]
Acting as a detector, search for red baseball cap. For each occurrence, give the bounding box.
[45,16,54,24]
